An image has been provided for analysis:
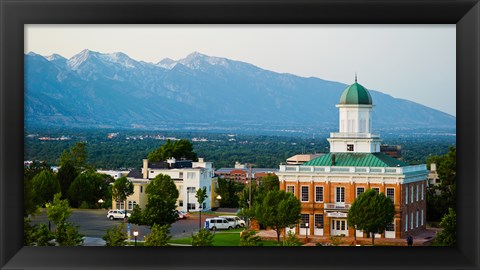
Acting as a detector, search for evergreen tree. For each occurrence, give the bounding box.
[31,170,61,207]
[435,208,456,246]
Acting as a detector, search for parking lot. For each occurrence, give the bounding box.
[30,209,217,241]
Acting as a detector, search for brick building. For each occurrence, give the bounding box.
[277,78,428,239]
[215,162,278,184]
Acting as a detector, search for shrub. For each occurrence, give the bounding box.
[144,224,171,246]
[103,223,128,246]
[282,231,302,246]
[330,235,344,246]
[240,230,262,246]
[192,228,214,246]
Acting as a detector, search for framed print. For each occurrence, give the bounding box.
[1,0,479,269]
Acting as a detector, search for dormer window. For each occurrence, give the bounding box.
[347,144,354,151]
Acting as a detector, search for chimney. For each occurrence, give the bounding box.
[142,159,149,179]
[331,153,336,166]
[167,157,176,169]
[198,157,204,163]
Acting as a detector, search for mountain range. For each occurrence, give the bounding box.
[24,50,456,132]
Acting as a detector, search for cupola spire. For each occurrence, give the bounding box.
[355,73,357,82]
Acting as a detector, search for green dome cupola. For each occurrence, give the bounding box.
[339,75,373,105]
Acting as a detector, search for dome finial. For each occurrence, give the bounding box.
[355,73,357,83]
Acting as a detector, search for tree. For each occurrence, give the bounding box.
[127,205,144,225]
[67,170,112,208]
[255,190,302,243]
[426,146,456,222]
[191,228,214,246]
[46,193,72,227]
[148,139,197,162]
[196,187,208,229]
[59,141,87,169]
[102,223,128,246]
[215,178,244,208]
[347,189,395,245]
[111,176,134,218]
[46,193,83,246]
[57,161,79,200]
[31,170,61,207]
[144,224,171,246]
[24,161,52,216]
[259,173,279,193]
[140,174,179,227]
[435,208,456,246]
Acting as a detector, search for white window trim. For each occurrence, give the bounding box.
[416,210,419,228]
[301,186,309,202]
[386,188,395,203]
[286,185,295,194]
[416,185,419,201]
[405,214,408,232]
[336,187,345,203]
[421,210,424,226]
[411,186,414,203]
[315,186,324,202]
[406,187,408,205]
[356,187,365,197]
[411,213,413,229]
[422,184,424,200]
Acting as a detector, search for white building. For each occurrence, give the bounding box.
[113,157,215,212]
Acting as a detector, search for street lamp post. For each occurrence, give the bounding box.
[187,187,190,212]
[98,199,104,209]
[198,204,202,230]
[133,230,138,246]
[305,223,309,243]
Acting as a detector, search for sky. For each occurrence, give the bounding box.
[25,25,456,116]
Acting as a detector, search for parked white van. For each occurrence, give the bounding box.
[205,217,232,230]
[221,216,246,228]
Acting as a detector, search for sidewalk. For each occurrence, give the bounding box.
[256,228,437,246]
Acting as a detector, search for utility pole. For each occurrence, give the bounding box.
[247,163,253,230]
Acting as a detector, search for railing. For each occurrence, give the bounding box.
[324,203,351,210]
[330,132,380,138]
[279,165,426,175]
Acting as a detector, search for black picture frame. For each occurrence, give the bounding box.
[1,0,479,269]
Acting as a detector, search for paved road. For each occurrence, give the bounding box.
[30,209,216,241]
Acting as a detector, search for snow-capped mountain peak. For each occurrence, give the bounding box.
[67,49,98,70]
[179,51,230,69]
[157,57,177,69]
[45,53,66,61]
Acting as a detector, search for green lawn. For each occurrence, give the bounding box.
[168,229,281,246]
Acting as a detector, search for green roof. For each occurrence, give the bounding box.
[339,82,372,105]
[302,152,409,167]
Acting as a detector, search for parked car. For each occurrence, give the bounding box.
[204,217,232,230]
[176,210,190,219]
[107,209,131,220]
[221,216,246,228]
